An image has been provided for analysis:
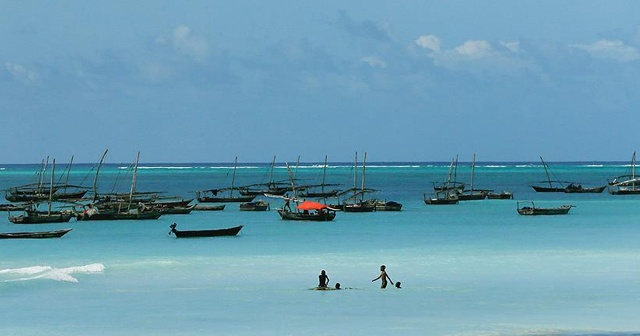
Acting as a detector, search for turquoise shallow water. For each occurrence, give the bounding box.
[1,161,640,335]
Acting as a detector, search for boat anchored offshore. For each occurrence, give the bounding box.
[0,228,72,239]
[516,201,574,215]
[168,223,243,238]
[277,200,337,221]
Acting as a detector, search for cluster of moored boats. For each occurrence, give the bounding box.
[425,152,640,215]
[3,150,640,238]
[0,151,406,238]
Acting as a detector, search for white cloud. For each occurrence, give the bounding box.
[570,40,639,62]
[454,40,493,58]
[415,35,441,52]
[5,62,38,84]
[361,56,387,68]
[500,41,520,53]
[414,35,542,77]
[157,25,209,62]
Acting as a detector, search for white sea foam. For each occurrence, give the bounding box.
[0,265,52,275]
[1,263,104,283]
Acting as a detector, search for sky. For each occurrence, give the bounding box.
[2,0,640,164]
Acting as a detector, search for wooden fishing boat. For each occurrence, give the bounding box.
[433,156,465,192]
[297,155,341,198]
[342,201,376,212]
[608,152,640,195]
[9,159,75,224]
[564,183,606,193]
[5,188,88,202]
[0,228,72,239]
[454,154,490,201]
[456,190,488,200]
[486,191,514,199]
[76,152,162,221]
[6,156,88,202]
[531,157,572,192]
[193,204,226,211]
[297,189,340,198]
[277,200,337,221]
[154,204,195,214]
[366,199,402,211]
[277,208,337,221]
[9,210,74,224]
[424,191,459,205]
[75,206,163,221]
[339,152,383,213]
[0,203,29,211]
[168,223,243,238]
[196,157,258,203]
[196,190,256,203]
[516,201,573,215]
[239,200,270,211]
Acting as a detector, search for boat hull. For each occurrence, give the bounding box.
[0,228,72,239]
[531,186,567,192]
[9,213,73,224]
[564,185,606,193]
[343,203,376,213]
[277,209,336,221]
[517,202,573,215]
[239,201,270,211]
[76,210,162,221]
[170,224,243,238]
[193,204,226,211]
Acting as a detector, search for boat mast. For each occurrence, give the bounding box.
[361,152,367,202]
[353,152,358,200]
[230,156,238,197]
[56,155,74,194]
[453,154,459,187]
[48,158,55,215]
[632,151,636,189]
[470,153,476,192]
[64,155,74,188]
[92,149,109,202]
[444,158,454,190]
[285,162,297,198]
[321,155,328,194]
[268,155,276,189]
[128,151,140,210]
[39,156,49,193]
[540,156,553,188]
[293,155,301,184]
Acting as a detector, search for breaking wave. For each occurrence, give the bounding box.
[0,263,104,283]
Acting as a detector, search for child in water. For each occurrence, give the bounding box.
[318,270,329,288]
[372,265,393,289]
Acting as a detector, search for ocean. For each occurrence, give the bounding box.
[1,161,640,336]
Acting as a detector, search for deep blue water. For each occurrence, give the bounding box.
[1,161,640,335]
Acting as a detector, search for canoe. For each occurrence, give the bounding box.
[0,228,72,239]
[168,223,243,238]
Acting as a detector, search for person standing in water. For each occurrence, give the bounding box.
[372,265,393,289]
[318,270,330,288]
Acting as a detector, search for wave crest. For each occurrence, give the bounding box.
[1,263,105,283]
